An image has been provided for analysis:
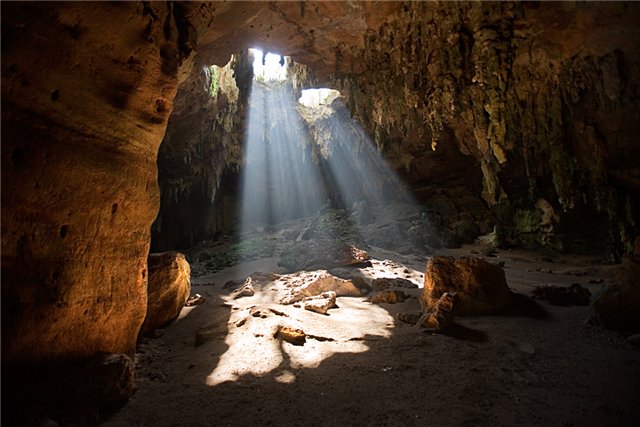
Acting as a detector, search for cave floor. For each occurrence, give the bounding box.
[103,245,640,427]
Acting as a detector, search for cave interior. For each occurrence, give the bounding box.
[2,1,640,426]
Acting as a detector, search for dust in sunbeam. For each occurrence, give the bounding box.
[238,49,417,241]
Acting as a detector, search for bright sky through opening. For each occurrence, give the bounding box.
[298,88,341,108]
[250,48,287,81]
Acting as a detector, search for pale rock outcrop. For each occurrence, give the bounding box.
[303,291,337,315]
[281,271,366,304]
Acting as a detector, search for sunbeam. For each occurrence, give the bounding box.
[209,50,423,386]
[239,50,417,243]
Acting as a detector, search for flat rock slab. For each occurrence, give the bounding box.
[303,291,337,314]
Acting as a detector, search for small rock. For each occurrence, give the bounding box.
[420,292,458,331]
[185,294,206,306]
[235,318,247,327]
[303,291,337,314]
[250,307,268,318]
[587,278,604,284]
[38,418,60,427]
[268,308,288,317]
[232,277,255,299]
[518,343,536,354]
[274,326,306,345]
[369,290,407,304]
[481,247,497,257]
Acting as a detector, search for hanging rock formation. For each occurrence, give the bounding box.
[152,2,639,258]
[332,2,640,257]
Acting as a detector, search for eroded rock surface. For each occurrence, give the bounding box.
[281,271,367,304]
[303,291,337,315]
[2,2,192,376]
[421,256,513,315]
[420,292,458,332]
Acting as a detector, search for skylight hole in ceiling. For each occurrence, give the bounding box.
[250,48,287,82]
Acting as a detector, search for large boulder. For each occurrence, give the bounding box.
[420,256,513,314]
[593,238,640,331]
[278,239,369,272]
[140,252,191,336]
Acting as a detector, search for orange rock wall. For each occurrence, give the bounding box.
[1,2,192,363]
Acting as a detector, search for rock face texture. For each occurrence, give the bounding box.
[1,2,193,367]
[421,256,513,315]
[151,2,639,258]
[140,252,191,336]
[2,2,194,422]
[151,52,254,250]
[332,2,640,257]
[420,292,459,331]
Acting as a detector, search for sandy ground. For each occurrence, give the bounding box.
[103,245,640,426]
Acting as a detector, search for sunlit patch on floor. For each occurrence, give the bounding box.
[203,261,415,387]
